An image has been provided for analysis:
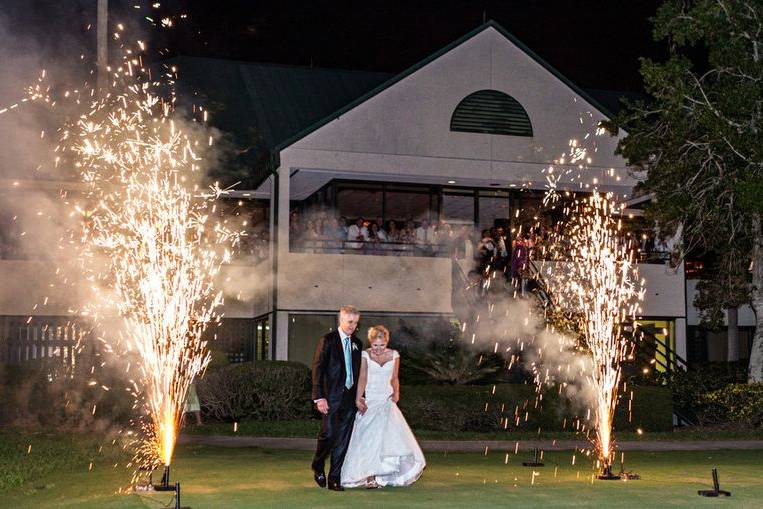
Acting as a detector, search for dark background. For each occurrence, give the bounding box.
[5,0,666,92]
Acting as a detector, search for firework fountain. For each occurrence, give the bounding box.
[58,47,237,485]
[544,192,644,478]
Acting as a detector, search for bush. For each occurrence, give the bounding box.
[662,362,748,425]
[0,359,133,428]
[197,360,312,421]
[398,383,672,433]
[701,383,763,427]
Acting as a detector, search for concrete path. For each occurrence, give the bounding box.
[179,435,763,452]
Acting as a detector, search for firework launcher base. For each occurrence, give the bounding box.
[597,465,621,480]
[151,466,191,509]
[522,448,545,467]
[697,468,731,497]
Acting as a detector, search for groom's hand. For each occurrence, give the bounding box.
[315,399,329,414]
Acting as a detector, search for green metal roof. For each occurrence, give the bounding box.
[165,21,635,189]
[164,56,391,187]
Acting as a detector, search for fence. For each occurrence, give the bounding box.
[0,316,90,366]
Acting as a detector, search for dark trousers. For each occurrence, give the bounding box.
[312,388,356,482]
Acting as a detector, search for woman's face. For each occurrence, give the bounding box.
[370,333,388,354]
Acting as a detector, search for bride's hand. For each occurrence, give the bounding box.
[391,393,399,403]
[356,398,368,414]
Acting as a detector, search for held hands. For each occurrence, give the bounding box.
[391,393,399,403]
[315,399,329,415]
[356,397,368,415]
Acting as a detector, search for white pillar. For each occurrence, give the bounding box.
[272,166,291,361]
[275,311,289,360]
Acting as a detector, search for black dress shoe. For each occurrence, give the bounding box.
[313,471,327,488]
[327,480,344,491]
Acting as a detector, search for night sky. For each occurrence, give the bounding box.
[6,0,666,92]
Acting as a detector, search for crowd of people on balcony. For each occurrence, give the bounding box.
[289,210,481,256]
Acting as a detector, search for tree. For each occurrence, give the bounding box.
[613,0,763,381]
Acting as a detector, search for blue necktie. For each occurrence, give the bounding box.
[343,337,353,388]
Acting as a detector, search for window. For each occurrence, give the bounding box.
[337,185,382,219]
[287,313,456,367]
[255,317,270,361]
[478,191,510,230]
[385,187,432,222]
[442,191,475,225]
[451,90,533,137]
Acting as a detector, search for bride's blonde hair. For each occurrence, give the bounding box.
[367,325,390,345]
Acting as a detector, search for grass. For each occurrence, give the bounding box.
[0,429,124,491]
[2,437,762,508]
[185,419,763,441]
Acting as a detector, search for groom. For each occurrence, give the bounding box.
[311,305,363,491]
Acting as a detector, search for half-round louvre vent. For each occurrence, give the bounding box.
[450,90,533,137]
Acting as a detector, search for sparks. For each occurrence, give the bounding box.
[547,191,643,474]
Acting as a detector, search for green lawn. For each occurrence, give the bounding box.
[2,440,762,508]
[186,419,763,442]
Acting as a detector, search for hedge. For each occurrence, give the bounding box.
[196,360,312,421]
[194,360,673,432]
[398,384,673,433]
[701,383,763,427]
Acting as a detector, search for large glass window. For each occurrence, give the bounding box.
[287,313,456,367]
[254,317,270,361]
[337,185,383,219]
[478,190,510,230]
[442,191,475,225]
[385,187,432,223]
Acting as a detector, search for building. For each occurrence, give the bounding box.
[1,22,691,371]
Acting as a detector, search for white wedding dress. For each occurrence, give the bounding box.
[341,350,426,488]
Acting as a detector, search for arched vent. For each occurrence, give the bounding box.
[450,90,533,137]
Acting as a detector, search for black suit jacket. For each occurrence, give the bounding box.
[311,330,363,403]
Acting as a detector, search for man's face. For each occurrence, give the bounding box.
[339,312,359,335]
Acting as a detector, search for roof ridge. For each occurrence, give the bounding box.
[272,19,617,156]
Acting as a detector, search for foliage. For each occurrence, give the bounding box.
[402,345,505,385]
[398,384,673,433]
[701,383,763,427]
[612,0,763,379]
[196,360,312,421]
[0,359,133,428]
[661,362,748,424]
[393,317,508,385]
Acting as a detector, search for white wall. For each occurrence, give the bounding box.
[281,26,636,194]
[685,279,756,326]
[276,252,452,313]
[0,259,270,318]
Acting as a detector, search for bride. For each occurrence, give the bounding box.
[340,325,426,488]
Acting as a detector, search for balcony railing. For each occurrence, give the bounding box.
[290,238,458,257]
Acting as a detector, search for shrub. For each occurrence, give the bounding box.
[398,383,672,433]
[196,360,312,421]
[662,362,748,424]
[0,359,133,428]
[701,383,763,427]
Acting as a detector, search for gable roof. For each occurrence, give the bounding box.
[272,20,618,156]
[165,56,391,187]
[165,21,635,188]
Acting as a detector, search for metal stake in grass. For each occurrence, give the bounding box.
[597,464,621,480]
[153,466,192,509]
[522,447,545,467]
[697,468,731,497]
